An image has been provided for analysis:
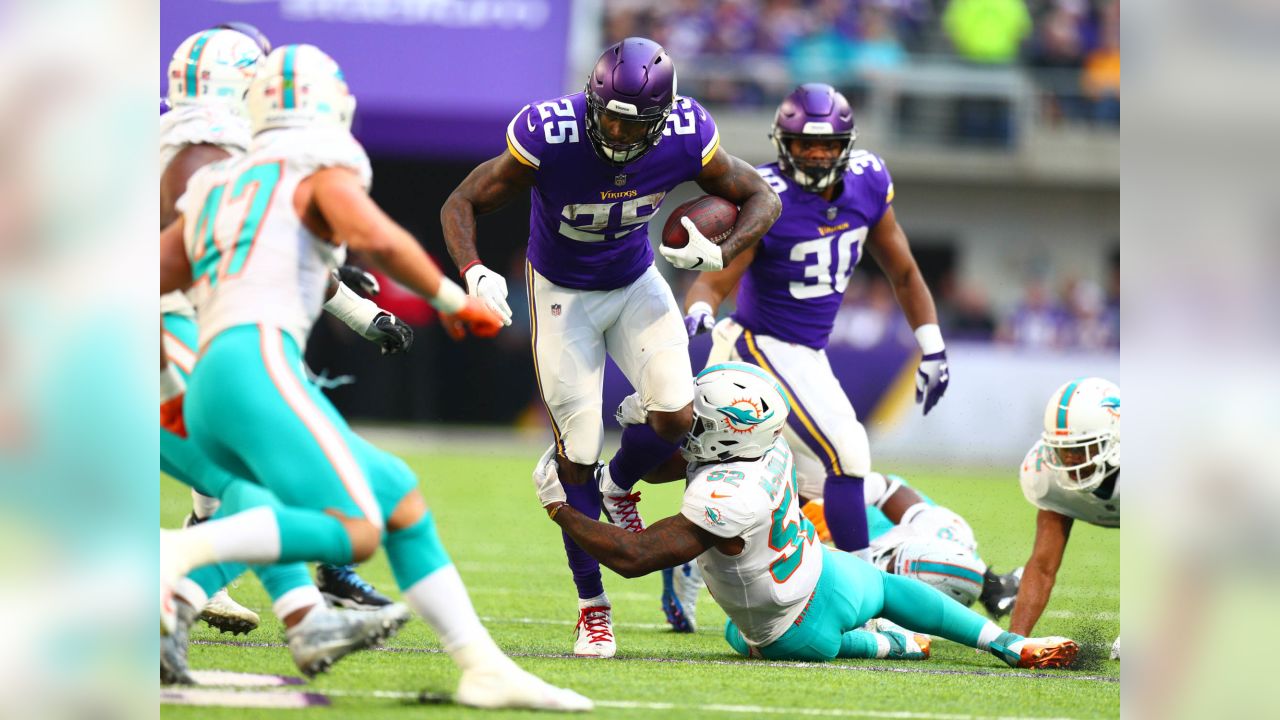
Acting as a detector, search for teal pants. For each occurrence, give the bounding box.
[726,546,987,661]
[183,323,449,590]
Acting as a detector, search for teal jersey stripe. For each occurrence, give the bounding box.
[1056,379,1081,430]
[186,31,214,98]
[282,45,297,109]
[910,560,984,586]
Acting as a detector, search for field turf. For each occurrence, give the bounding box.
[161,439,1119,719]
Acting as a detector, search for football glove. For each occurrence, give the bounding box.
[369,312,414,355]
[614,392,647,428]
[441,297,504,340]
[462,263,513,326]
[684,301,716,337]
[915,350,949,415]
[659,217,724,271]
[334,264,380,297]
[532,445,566,508]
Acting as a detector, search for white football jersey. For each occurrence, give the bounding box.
[1019,441,1120,528]
[681,437,823,647]
[160,104,252,319]
[177,128,371,350]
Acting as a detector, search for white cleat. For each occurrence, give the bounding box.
[661,561,702,633]
[597,464,645,533]
[574,605,616,658]
[456,660,594,712]
[286,603,411,678]
[200,588,260,636]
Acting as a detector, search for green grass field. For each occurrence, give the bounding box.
[161,442,1119,719]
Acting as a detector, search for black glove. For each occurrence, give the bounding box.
[371,312,414,355]
[335,265,380,297]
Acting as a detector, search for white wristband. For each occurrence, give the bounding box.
[160,363,186,404]
[688,301,714,318]
[431,279,468,315]
[913,323,945,354]
[324,282,383,340]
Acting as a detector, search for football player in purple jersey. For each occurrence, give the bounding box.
[681,83,949,566]
[441,37,780,656]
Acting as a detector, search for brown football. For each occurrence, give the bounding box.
[661,195,739,249]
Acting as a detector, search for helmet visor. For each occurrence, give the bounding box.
[774,132,854,191]
[585,91,668,164]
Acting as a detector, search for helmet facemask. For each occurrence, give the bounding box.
[1041,430,1119,492]
[772,129,856,192]
[584,87,670,166]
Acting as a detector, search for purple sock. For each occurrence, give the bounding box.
[608,423,682,491]
[824,474,869,552]
[562,479,605,599]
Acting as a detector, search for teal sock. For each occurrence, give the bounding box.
[878,571,988,647]
[837,629,884,659]
[219,479,354,566]
[385,512,451,590]
[724,620,751,657]
[252,562,314,601]
[189,562,246,598]
[987,631,1027,665]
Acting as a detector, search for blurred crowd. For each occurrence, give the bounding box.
[826,267,1119,351]
[604,0,1120,125]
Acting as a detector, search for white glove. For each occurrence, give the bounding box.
[659,217,725,271]
[614,392,648,428]
[462,263,513,327]
[532,444,566,507]
[684,301,716,336]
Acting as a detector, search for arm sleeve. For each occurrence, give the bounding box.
[505,103,547,170]
[681,472,757,539]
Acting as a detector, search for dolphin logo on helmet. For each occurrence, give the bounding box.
[684,362,790,462]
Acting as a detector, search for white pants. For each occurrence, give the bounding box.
[527,262,692,465]
[708,317,871,499]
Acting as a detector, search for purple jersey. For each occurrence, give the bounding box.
[733,151,894,349]
[506,92,720,290]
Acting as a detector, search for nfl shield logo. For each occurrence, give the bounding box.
[826,206,838,221]
[551,303,562,317]
[614,173,627,187]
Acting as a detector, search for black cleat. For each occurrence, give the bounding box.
[979,566,1023,619]
[317,564,393,610]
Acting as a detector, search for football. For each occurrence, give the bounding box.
[661,195,738,249]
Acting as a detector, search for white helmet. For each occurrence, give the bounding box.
[683,362,790,462]
[1041,377,1121,492]
[890,539,987,607]
[248,44,356,134]
[166,29,265,112]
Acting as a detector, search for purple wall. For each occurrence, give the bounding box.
[161,0,572,157]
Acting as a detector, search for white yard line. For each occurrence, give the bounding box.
[191,639,1119,684]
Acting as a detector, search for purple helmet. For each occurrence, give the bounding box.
[584,37,677,165]
[213,21,272,56]
[771,84,857,192]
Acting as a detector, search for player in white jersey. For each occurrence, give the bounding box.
[535,363,1079,668]
[159,27,406,654]
[802,472,1023,617]
[159,44,590,711]
[1010,378,1120,640]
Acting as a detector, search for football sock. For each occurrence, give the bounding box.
[272,584,325,622]
[562,479,605,599]
[823,474,870,555]
[878,571,988,649]
[401,564,496,664]
[176,480,355,570]
[607,423,681,491]
[253,563,316,605]
[384,511,452,590]
[838,629,889,659]
[187,562,246,601]
[191,490,221,520]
